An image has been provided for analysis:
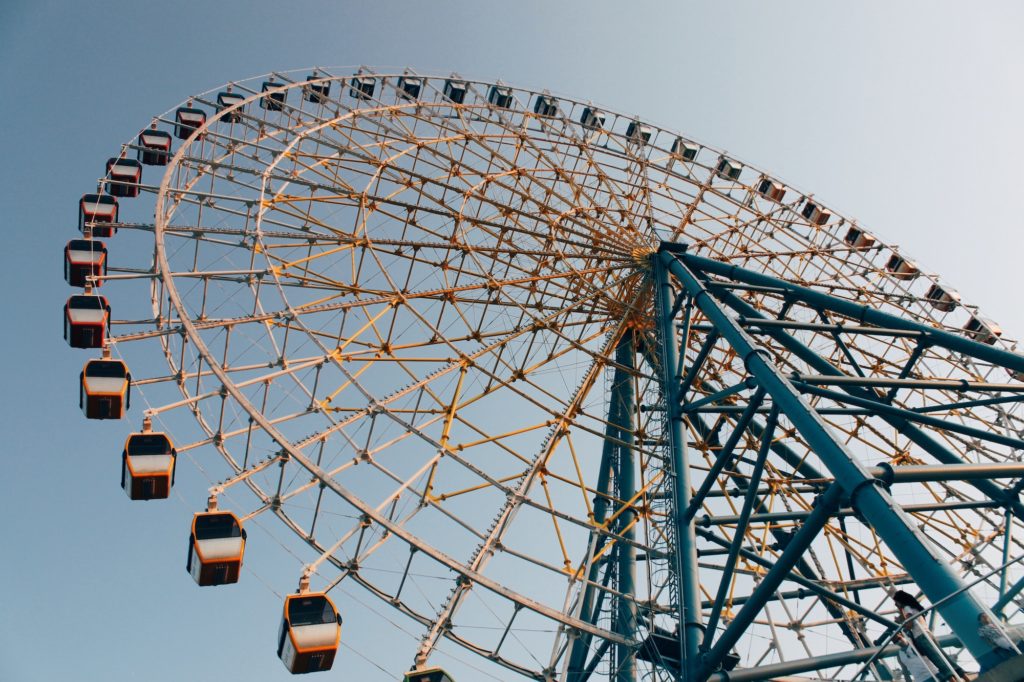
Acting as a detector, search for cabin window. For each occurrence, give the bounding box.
[289,596,336,625]
[69,239,100,252]
[195,514,241,540]
[71,296,105,310]
[128,435,172,456]
[86,362,127,378]
[218,92,243,106]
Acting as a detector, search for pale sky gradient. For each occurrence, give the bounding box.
[2,2,1023,680]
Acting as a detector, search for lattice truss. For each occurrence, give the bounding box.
[84,68,1024,681]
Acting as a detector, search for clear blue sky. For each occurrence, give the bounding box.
[2,1,1023,680]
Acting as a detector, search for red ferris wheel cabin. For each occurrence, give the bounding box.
[64,239,107,288]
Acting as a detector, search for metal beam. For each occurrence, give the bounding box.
[885,340,927,403]
[692,318,922,338]
[654,258,703,680]
[686,407,889,670]
[707,640,904,681]
[794,381,1024,451]
[702,407,779,649]
[694,524,897,631]
[672,245,1024,375]
[683,388,766,523]
[682,379,755,413]
[874,462,1024,483]
[660,248,1005,672]
[678,329,719,398]
[702,574,916,610]
[699,484,845,674]
[686,410,888,672]
[614,333,637,682]
[567,351,625,678]
[698,498,999,526]
[796,374,1024,393]
[995,572,1024,613]
[699,268,1024,523]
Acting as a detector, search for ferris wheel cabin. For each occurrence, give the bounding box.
[925,282,961,312]
[64,239,107,288]
[843,225,876,249]
[580,107,605,131]
[304,75,331,103]
[756,177,787,203]
[121,431,176,500]
[137,128,172,166]
[801,201,832,226]
[277,593,342,674]
[885,253,920,280]
[64,294,110,349]
[80,358,130,420]
[174,106,206,140]
[105,157,142,198]
[488,85,513,109]
[216,91,245,122]
[187,511,246,586]
[397,76,421,100]
[671,137,699,161]
[404,668,456,682]
[626,121,653,145]
[260,81,286,111]
[716,156,743,181]
[350,76,376,100]
[443,79,467,104]
[533,94,558,117]
[964,316,1003,346]
[79,193,118,237]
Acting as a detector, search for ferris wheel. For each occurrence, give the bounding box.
[65,67,1024,681]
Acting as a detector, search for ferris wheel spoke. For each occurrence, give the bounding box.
[297,393,656,570]
[129,353,322,386]
[413,318,647,657]
[328,103,636,254]
[268,286,614,483]
[139,355,326,414]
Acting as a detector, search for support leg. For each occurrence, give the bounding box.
[661,249,1005,671]
[614,334,637,682]
[654,259,703,680]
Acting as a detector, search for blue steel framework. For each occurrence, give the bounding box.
[637,243,1024,680]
